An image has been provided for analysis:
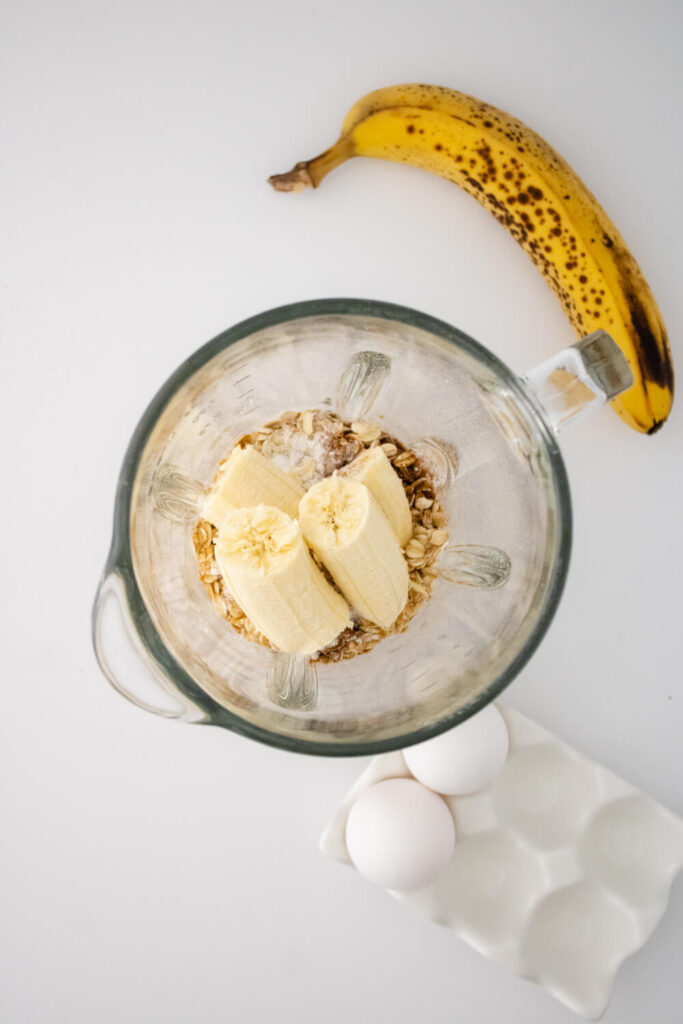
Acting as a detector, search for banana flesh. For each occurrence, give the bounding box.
[214,504,351,655]
[341,447,413,546]
[270,84,673,434]
[299,476,409,629]
[203,445,304,525]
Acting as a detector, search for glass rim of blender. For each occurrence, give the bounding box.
[100,297,572,757]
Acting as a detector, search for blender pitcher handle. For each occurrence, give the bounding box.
[92,572,197,720]
[522,330,633,433]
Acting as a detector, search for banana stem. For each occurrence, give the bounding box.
[268,138,353,191]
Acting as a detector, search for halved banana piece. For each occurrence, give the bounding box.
[299,476,409,629]
[214,504,350,655]
[341,446,413,546]
[203,446,304,525]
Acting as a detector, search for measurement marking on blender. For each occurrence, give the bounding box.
[237,392,258,417]
[399,659,417,671]
[234,375,250,386]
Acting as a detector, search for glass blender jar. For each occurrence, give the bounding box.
[92,299,632,755]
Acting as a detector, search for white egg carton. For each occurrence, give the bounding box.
[321,705,683,1020]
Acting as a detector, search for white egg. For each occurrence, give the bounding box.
[345,778,455,891]
[404,704,510,796]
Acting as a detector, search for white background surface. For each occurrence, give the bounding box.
[2,1,682,1021]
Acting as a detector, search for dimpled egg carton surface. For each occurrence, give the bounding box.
[320,705,683,1020]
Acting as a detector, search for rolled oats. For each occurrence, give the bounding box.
[302,410,314,436]
[351,420,382,443]
[415,496,433,511]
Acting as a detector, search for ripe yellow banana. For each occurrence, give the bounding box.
[299,476,409,629]
[270,84,673,434]
[341,446,413,546]
[214,504,350,655]
[203,445,304,525]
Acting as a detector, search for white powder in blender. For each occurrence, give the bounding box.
[265,413,363,482]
